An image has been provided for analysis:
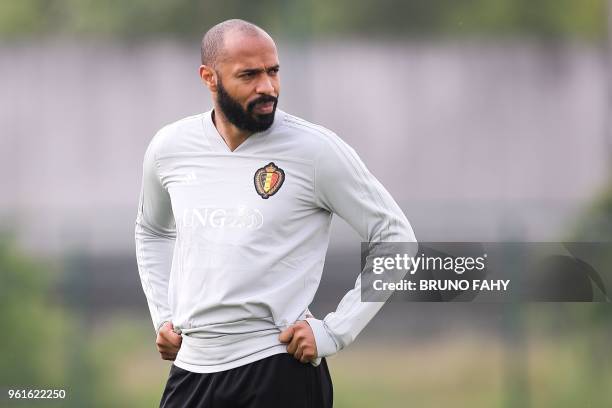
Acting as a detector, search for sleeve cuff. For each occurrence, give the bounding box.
[305,317,338,363]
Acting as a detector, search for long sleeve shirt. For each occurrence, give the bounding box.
[135,109,416,373]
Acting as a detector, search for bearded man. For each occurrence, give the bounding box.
[135,18,416,408]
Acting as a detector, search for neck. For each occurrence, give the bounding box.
[211,106,252,152]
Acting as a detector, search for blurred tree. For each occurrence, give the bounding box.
[568,185,612,319]
[439,0,606,40]
[0,235,67,388]
[0,236,131,407]
[572,186,612,243]
[0,0,48,36]
[0,0,606,41]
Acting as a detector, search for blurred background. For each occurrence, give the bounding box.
[1,0,611,406]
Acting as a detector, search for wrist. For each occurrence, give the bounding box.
[305,318,338,358]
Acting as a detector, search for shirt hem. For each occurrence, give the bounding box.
[173,344,288,373]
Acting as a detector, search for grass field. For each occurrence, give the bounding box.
[87,316,612,407]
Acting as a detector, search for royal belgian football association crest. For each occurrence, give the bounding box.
[254,162,285,199]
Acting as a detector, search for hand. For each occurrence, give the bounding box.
[156,322,182,361]
[279,320,318,363]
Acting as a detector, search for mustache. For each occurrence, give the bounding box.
[247,95,278,113]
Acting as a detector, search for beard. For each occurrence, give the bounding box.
[216,78,278,133]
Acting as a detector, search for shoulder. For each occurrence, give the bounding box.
[277,110,355,159]
[146,113,205,158]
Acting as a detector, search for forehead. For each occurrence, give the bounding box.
[219,33,279,72]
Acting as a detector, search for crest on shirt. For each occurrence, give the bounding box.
[254,162,285,199]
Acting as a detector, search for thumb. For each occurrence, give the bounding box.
[169,331,182,347]
[160,321,173,332]
[161,322,181,340]
[278,325,295,343]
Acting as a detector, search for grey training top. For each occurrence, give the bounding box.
[135,109,416,373]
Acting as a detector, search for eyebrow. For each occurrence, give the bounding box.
[238,65,280,75]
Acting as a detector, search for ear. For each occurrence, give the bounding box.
[199,65,217,92]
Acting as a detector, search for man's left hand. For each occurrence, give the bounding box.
[279,320,318,363]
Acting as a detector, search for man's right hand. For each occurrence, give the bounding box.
[156,322,182,361]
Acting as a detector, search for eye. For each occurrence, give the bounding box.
[268,67,279,75]
[241,72,256,79]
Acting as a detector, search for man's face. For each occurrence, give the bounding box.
[213,33,280,133]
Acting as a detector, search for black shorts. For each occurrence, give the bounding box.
[159,353,334,408]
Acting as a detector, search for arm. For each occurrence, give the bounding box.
[134,133,176,334]
[306,133,417,363]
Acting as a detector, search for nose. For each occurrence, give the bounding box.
[255,75,275,96]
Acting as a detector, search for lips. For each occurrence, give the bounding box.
[253,101,275,114]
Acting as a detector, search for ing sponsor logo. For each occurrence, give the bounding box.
[181,207,264,230]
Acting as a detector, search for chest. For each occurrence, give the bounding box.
[157,153,316,238]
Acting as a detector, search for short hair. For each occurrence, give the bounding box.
[201,19,267,67]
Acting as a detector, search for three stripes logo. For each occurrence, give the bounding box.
[254,162,285,199]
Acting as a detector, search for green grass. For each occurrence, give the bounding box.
[8,313,610,407]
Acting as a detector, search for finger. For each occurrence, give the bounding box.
[160,350,177,359]
[168,333,183,347]
[286,335,300,354]
[160,330,182,347]
[295,344,310,362]
[157,344,176,353]
[159,328,175,340]
[279,326,295,343]
[156,340,168,352]
[158,336,181,350]
[293,345,303,361]
[300,347,314,363]
[294,322,311,339]
[160,321,173,333]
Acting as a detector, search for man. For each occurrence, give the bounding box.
[135,19,416,408]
